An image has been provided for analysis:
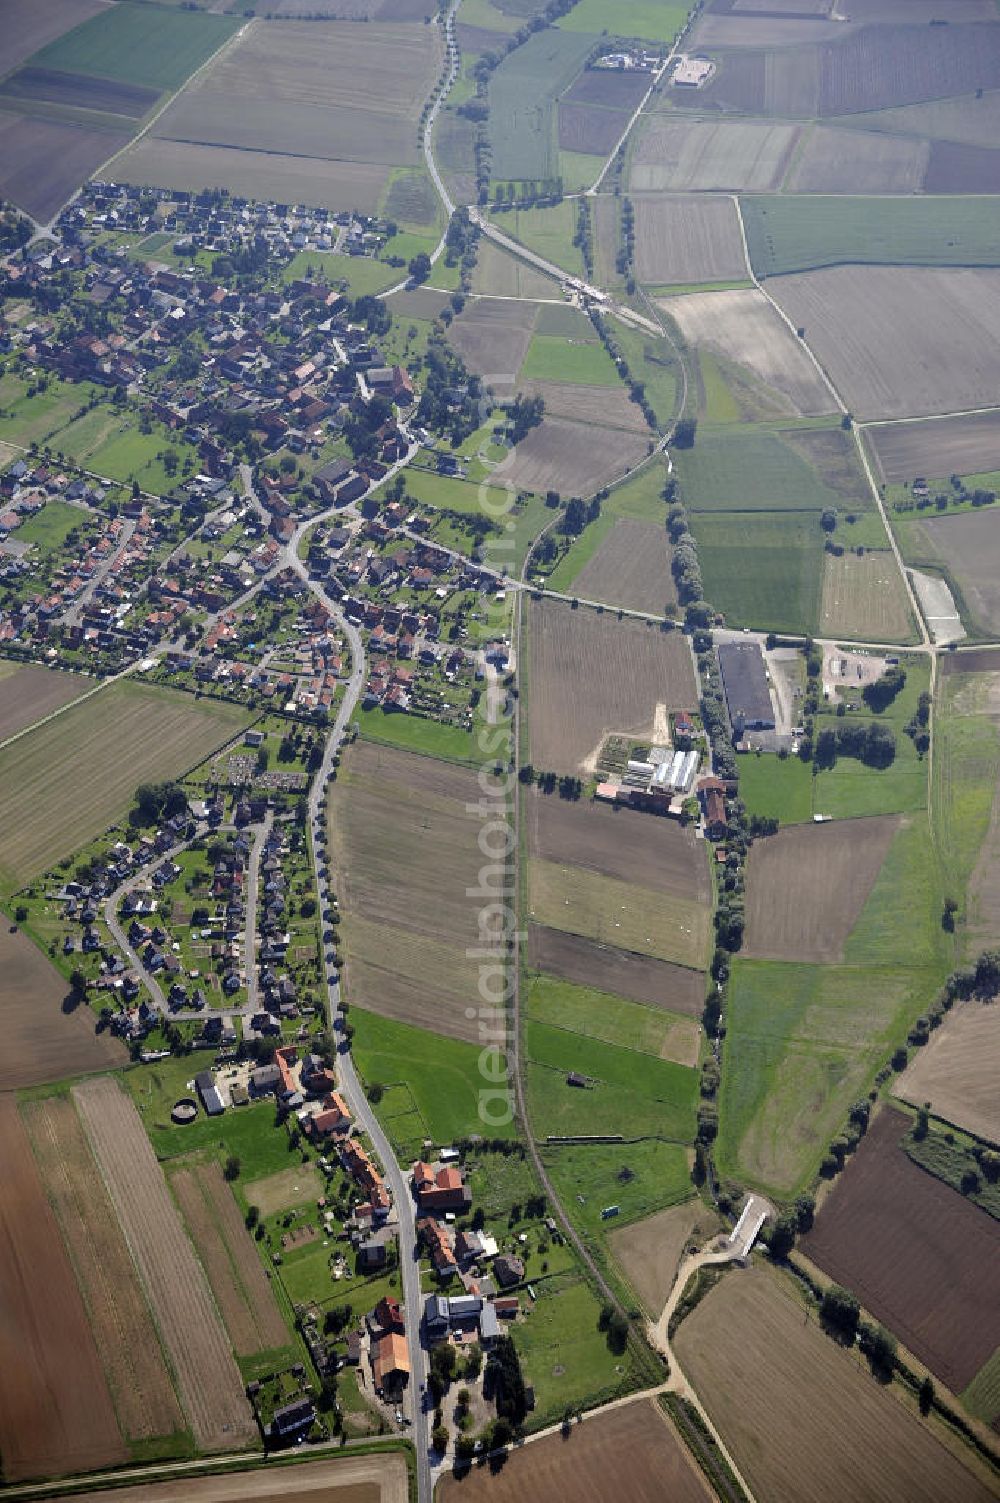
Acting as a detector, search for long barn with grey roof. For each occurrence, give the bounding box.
[718,642,775,734]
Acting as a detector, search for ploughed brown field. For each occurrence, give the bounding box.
[558,101,630,157]
[492,415,650,497]
[171,1159,289,1359]
[527,790,710,903]
[447,296,539,382]
[801,1107,1000,1395]
[527,598,696,773]
[609,1199,721,1317]
[744,815,900,963]
[0,920,125,1090]
[571,519,676,617]
[633,193,747,287]
[0,1096,125,1483]
[895,999,1000,1146]
[0,662,86,739]
[79,1453,408,1503]
[74,1077,256,1451]
[869,410,1000,485]
[528,925,706,1015]
[0,110,130,222]
[328,742,487,1042]
[22,1095,183,1443]
[438,1397,714,1503]
[517,379,650,434]
[0,67,158,118]
[675,1264,998,1503]
[0,0,107,77]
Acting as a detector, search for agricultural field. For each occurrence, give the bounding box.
[744,816,901,964]
[115,137,390,212]
[0,661,86,740]
[895,999,1000,1148]
[150,20,435,170]
[488,29,597,182]
[22,1095,185,1447]
[494,201,586,279]
[631,118,802,193]
[0,680,249,893]
[0,112,131,223]
[690,509,825,636]
[170,1160,292,1367]
[526,972,700,1069]
[783,125,930,195]
[933,655,1000,958]
[819,550,916,642]
[674,424,869,513]
[0,0,109,78]
[609,1200,721,1319]
[517,379,651,435]
[0,1096,125,1483]
[29,2,241,92]
[737,748,815,826]
[658,287,836,417]
[811,663,934,821]
[868,410,1000,486]
[471,239,559,299]
[717,956,939,1195]
[492,414,651,497]
[568,519,672,615]
[327,742,488,1043]
[73,1078,256,1452]
[245,1164,325,1218]
[767,266,1000,421]
[633,194,747,288]
[558,100,631,158]
[439,1396,713,1503]
[528,924,706,1016]
[525,598,696,772]
[675,1265,998,1503]
[558,0,690,41]
[81,1455,410,1503]
[896,508,1000,639]
[0,919,125,1091]
[446,295,540,380]
[743,197,1000,279]
[801,1107,1000,1397]
[520,333,618,387]
[527,857,710,970]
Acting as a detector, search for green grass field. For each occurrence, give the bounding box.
[526,1020,698,1142]
[127,1060,295,1173]
[490,28,597,182]
[690,510,824,635]
[0,681,249,893]
[32,1,241,92]
[812,656,931,820]
[541,1140,693,1236]
[717,959,939,1196]
[525,973,698,1064]
[396,466,509,517]
[932,667,1000,907]
[53,406,196,495]
[0,373,103,449]
[520,333,619,386]
[963,1345,1000,1428]
[15,499,85,551]
[737,752,815,825]
[351,1010,519,1151]
[353,705,481,764]
[557,0,690,42]
[675,427,859,513]
[512,1274,647,1428]
[742,196,1000,279]
[607,317,679,430]
[843,814,948,971]
[494,200,586,280]
[559,149,608,193]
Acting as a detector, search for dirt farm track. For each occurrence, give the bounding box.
[76,1453,408,1503]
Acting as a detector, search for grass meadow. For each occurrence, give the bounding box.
[353,705,479,764]
[737,751,815,825]
[690,510,824,635]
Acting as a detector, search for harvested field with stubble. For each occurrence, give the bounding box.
[786,126,929,195]
[820,550,915,642]
[328,742,486,1042]
[895,1000,1000,1146]
[0,680,248,892]
[151,19,437,169]
[633,194,747,287]
[528,925,706,1015]
[0,1096,125,1483]
[869,411,1000,486]
[171,1160,289,1360]
[558,101,630,156]
[632,118,801,193]
[571,519,673,615]
[801,1107,1000,1396]
[527,598,696,771]
[518,379,650,433]
[80,1454,409,1503]
[492,415,650,495]
[114,138,389,213]
[74,1078,255,1452]
[675,1264,998,1503]
[527,791,710,902]
[0,922,125,1090]
[439,1397,714,1503]
[745,816,900,963]
[768,265,1000,420]
[610,1200,721,1317]
[23,1096,183,1444]
[527,857,710,970]
[658,287,835,417]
